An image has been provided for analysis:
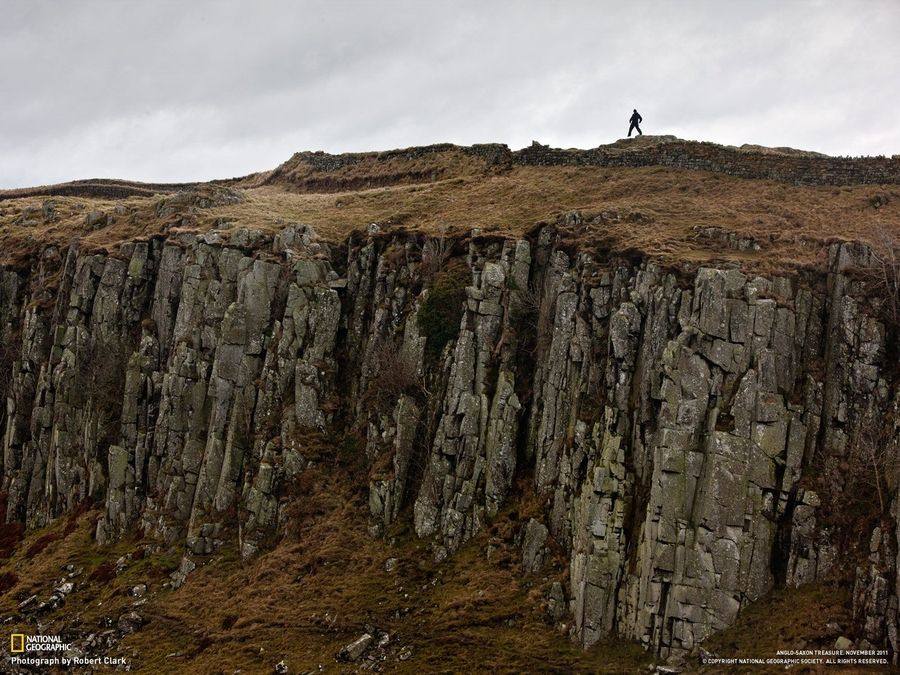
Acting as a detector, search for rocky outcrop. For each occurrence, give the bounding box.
[1,219,896,660]
[413,239,530,557]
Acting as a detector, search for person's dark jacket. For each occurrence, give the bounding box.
[630,111,642,125]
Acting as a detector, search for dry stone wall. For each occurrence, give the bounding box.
[514,140,900,185]
[0,221,897,660]
[268,140,900,187]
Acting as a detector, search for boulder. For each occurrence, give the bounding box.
[337,633,373,662]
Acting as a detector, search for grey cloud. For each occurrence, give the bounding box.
[1,0,898,188]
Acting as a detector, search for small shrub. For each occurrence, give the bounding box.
[420,227,452,280]
[63,498,92,536]
[814,415,898,550]
[510,282,541,335]
[849,420,898,515]
[74,336,129,449]
[26,532,60,557]
[0,492,24,559]
[88,562,116,583]
[853,234,900,336]
[417,259,469,361]
[868,234,900,332]
[382,243,409,271]
[510,280,553,357]
[0,523,23,560]
[364,341,424,413]
[0,329,21,405]
[0,572,17,594]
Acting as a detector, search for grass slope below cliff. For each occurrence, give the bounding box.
[0,465,653,674]
[0,451,864,675]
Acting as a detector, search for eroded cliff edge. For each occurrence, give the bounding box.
[0,218,897,661]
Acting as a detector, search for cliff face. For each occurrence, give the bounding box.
[0,217,897,660]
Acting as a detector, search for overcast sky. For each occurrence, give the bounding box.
[1,0,898,188]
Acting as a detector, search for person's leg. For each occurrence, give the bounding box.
[636,123,642,135]
[628,123,634,137]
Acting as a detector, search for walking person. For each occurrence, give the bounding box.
[628,109,643,137]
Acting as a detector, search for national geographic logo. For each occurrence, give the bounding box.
[10,634,24,653]
[8,633,69,653]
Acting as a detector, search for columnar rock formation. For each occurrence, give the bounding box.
[1,219,897,659]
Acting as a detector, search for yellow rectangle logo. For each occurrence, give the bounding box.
[10,634,24,653]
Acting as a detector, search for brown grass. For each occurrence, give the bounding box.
[0,465,651,674]
[0,194,160,268]
[700,582,853,674]
[0,454,865,674]
[2,163,898,275]
[250,145,495,192]
[217,165,900,275]
[119,465,653,674]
